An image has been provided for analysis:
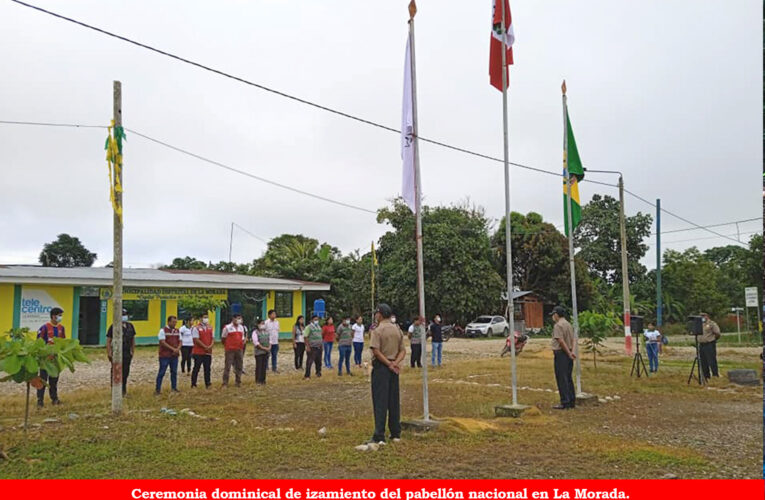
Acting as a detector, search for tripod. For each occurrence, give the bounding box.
[687,334,707,385]
[630,332,649,378]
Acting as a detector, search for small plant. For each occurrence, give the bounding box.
[579,311,621,370]
[0,328,89,431]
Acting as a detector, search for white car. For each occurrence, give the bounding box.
[465,315,509,337]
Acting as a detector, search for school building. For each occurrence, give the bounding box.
[0,266,330,345]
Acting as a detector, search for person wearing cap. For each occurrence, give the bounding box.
[221,313,246,387]
[368,303,406,444]
[304,315,324,379]
[550,306,577,410]
[107,308,137,396]
[36,307,66,407]
[699,312,721,379]
[191,312,215,389]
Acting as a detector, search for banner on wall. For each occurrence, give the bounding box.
[99,287,227,301]
[20,288,62,330]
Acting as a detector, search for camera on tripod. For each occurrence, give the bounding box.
[686,315,703,335]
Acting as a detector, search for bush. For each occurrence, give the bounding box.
[660,323,687,337]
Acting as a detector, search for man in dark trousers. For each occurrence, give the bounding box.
[36,307,66,407]
[369,303,406,444]
[107,308,136,396]
[698,312,721,379]
[550,306,577,410]
[190,312,215,389]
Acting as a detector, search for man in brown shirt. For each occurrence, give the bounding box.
[550,306,577,410]
[368,303,406,444]
[698,312,721,378]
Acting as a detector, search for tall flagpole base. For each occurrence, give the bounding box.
[575,392,599,407]
[494,404,530,418]
[401,418,441,432]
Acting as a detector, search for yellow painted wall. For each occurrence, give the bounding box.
[0,284,14,334]
[266,290,303,333]
[104,297,163,340]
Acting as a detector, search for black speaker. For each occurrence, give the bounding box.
[630,315,644,334]
[686,315,703,335]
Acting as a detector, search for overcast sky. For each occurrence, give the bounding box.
[0,0,761,271]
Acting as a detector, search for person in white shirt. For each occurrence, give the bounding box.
[643,322,662,373]
[179,318,194,375]
[265,309,281,373]
[352,315,365,368]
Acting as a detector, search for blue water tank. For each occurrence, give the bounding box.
[313,299,326,318]
[231,303,243,315]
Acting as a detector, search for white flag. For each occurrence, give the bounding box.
[401,34,416,212]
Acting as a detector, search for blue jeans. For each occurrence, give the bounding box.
[156,356,178,392]
[431,342,443,366]
[338,345,352,374]
[646,342,659,372]
[323,341,334,367]
[270,342,280,371]
[353,341,364,365]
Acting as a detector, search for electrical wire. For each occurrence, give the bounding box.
[652,217,761,236]
[652,230,759,246]
[232,222,269,244]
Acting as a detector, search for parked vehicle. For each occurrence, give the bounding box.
[500,332,529,356]
[465,315,509,337]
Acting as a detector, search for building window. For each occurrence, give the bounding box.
[124,300,149,321]
[274,292,293,318]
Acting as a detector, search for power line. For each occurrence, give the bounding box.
[0,119,105,129]
[232,222,269,244]
[652,217,761,236]
[652,230,759,246]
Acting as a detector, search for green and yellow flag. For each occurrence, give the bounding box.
[563,108,584,236]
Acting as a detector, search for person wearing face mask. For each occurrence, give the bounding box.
[221,313,246,387]
[156,315,182,395]
[408,317,425,368]
[304,315,323,379]
[253,319,270,385]
[191,312,215,389]
[699,312,721,379]
[429,314,444,368]
[336,316,354,376]
[265,309,281,374]
[293,315,306,370]
[36,307,66,407]
[352,315,365,368]
[322,316,336,369]
[107,308,136,396]
[179,318,194,375]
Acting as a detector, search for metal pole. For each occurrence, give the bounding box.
[656,199,662,327]
[228,222,234,262]
[562,85,581,395]
[500,0,518,407]
[408,9,429,421]
[736,308,741,343]
[619,176,632,355]
[111,81,123,414]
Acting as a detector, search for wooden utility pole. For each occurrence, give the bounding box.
[111,80,124,414]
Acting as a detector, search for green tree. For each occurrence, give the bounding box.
[162,256,208,270]
[662,247,728,319]
[39,234,97,267]
[491,212,596,310]
[574,194,653,285]
[376,200,503,325]
[578,311,620,369]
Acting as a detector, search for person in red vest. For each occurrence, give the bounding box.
[221,313,246,387]
[155,315,181,395]
[190,312,215,389]
[36,307,65,408]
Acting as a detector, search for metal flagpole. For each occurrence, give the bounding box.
[499,0,519,407]
[562,82,581,395]
[228,222,234,262]
[656,199,662,327]
[111,80,124,414]
[408,1,429,421]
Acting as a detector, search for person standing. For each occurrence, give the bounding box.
[179,318,194,375]
[322,316,336,369]
[265,309,281,374]
[368,304,406,444]
[293,315,306,370]
[643,322,662,373]
[352,315,365,368]
[191,312,214,389]
[304,315,323,379]
[550,306,576,410]
[221,313,246,387]
[429,314,444,368]
[156,315,181,395]
[408,317,425,368]
[336,316,354,376]
[107,308,136,397]
[36,307,66,407]
[253,319,270,385]
[699,312,721,379]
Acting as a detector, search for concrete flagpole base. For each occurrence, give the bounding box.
[401,418,441,432]
[575,392,599,406]
[494,404,531,418]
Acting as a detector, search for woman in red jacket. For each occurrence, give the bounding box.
[322,316,336,369]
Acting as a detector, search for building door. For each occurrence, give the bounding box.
[79,297,101,345]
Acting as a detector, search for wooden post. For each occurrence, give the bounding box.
[111,81,124,414]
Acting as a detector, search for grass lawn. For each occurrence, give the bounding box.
[0,339,760,479]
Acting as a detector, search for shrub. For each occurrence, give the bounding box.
[660,322,687,337]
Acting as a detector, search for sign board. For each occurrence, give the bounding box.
[99,287,227,301]
[745,287,759,308]
[20,289,62,331]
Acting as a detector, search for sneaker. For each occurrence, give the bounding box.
[377,441,387,446]
[552,405,566,410]
[392,437,401,443]
[171,389,181,393]
[347,372,353,376]
[304,376,311,380]
[52,399,62,406]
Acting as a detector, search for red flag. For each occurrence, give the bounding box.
[489,0,514,91]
